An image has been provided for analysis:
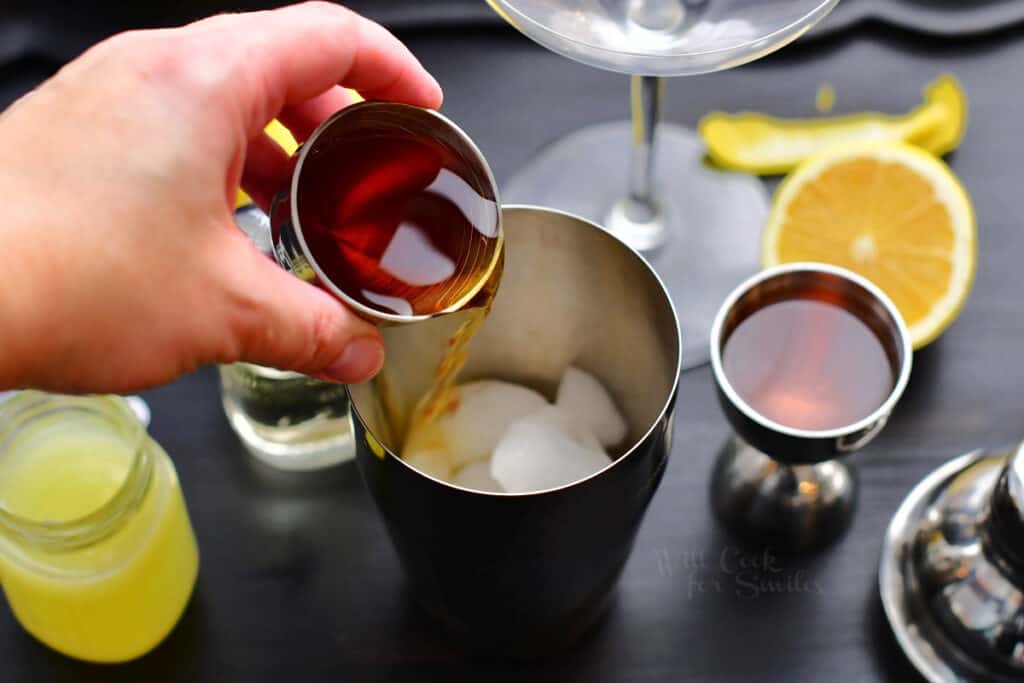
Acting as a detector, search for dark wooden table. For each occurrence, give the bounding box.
[2,14,1023,683]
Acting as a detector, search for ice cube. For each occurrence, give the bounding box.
[556,366,628,448]
[403,448,452,482]
[453,460,504,493]
[528,405,603,452]
[440,380,548,467]
[491,409,611,493]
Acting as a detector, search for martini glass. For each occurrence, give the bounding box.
[488,0,838,369]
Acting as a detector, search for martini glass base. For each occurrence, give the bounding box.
[502,121,769,370]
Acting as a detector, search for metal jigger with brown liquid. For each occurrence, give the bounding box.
[709,263,913,551]
[268,101,504,435]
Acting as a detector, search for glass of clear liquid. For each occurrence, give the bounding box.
[220,205,354,471]
[219,362,353,471]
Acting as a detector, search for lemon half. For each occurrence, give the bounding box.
[762,142,976,349]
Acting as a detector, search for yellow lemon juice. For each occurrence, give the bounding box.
[0,395,198,663]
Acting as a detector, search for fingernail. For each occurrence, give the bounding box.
[322,337,385,383]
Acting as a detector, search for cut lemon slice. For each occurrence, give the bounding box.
[700,75,968,175]
[762,142,976,349]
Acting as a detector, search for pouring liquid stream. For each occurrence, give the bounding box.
[405,263,502,440]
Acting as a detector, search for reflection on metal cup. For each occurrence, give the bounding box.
[347,206,681,657]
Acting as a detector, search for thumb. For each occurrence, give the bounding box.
[222,241,385,383]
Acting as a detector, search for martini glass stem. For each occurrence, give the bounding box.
[629,75,662,216]
[606,75,668,252]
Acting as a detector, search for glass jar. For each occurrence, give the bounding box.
[223,206,355,471]
[0,393,199,663]
[219,363,354,470]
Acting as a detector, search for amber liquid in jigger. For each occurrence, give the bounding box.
[296,122,503,432]
[722,299,895,431]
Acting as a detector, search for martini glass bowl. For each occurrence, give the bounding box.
[489,0,838,368]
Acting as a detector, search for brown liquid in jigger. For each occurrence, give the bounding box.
[296,120,503,438]
[298,126,501,318]
[722,299,895,431]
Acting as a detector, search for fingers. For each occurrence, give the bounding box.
[277,86,356,142]
[338,17,442,105]
[223,238,385,383]
[240,130,291,213]
[188,2,442,138]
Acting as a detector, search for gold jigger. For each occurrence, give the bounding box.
[709,263,912,551]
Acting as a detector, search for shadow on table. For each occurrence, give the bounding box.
[892,341,944,420]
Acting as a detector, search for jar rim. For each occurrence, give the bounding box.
[0,392,153,551]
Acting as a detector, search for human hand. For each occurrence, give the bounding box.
[0,1,442,393]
